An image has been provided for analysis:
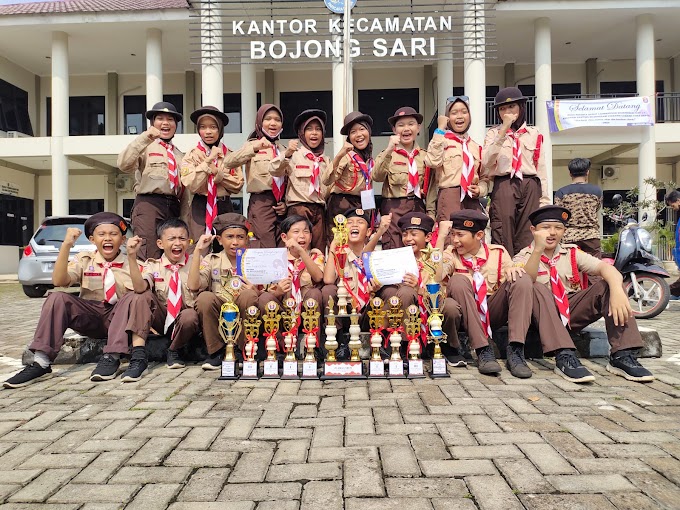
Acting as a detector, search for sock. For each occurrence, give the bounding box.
[33,351,51,369]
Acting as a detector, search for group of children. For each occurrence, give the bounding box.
[2,87,654,388]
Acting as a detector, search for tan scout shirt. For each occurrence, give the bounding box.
[444,243,511,295]
[142,254,201,308]
[246,142,286,194]
[198,252,240,294]
[322,153,371,196]
[117,134,185,197]
[270,147,330,205]
[67,251,133,302]
[482,124,549,206]
[180,142,253,197]
[512,243,602,294]
[427,134,489,197]
[335,250,366,296]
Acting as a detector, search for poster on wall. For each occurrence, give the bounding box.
[546,96,654,132]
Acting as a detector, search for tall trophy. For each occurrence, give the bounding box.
[323,298,366,379]
[405,304,425,378]
[423,249,450,378]
[301,298,320,379]
[262,300,282,379]
[281,297,300,379]
[241,305,261,380]
[386,295,405,378]
[332,214,350,315]
[367,296,387,377]
[217,301,241,380]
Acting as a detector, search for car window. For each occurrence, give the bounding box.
[33,223,93,247]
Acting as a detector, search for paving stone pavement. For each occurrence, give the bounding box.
[2,282,680,509]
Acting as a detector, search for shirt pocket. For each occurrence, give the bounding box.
[81,272,104,291]
[147,153,169,179]
[389,165,409,186]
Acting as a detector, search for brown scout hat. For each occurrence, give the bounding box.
[398,212,435,233]
[213,213,250,235]
[84,212,128,238]
[492,87,528,109]
[450,210,489,233]
[340,111,374,136]
[190,105,230,127]
[388,106,424,127]
[528,205,571,227]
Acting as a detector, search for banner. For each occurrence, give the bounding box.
[546,96,654,132]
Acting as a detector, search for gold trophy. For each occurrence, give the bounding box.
[323,298,366,379]
[281,297,300,379]
[424,259,450,379]
[241,305,261,380]
[386,295,405,378]
[332,214,351,316]
[405,304,425,378]
[217,301,241,380]
[324,297,338,363]
[301,298,321,379]
[262,300,282,379]
[367,296,387,377]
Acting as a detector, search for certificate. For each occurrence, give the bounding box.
[361,246,419,286]
[235,248,288,285]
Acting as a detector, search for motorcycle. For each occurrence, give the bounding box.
[605,194,670,319]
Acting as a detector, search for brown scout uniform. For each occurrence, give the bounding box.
[246,142,286,248]
[323,153,368,242]
[514,243,644,354]
[117,134,187,260]
[30,251,134,361]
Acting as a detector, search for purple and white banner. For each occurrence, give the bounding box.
[547,96,654,132]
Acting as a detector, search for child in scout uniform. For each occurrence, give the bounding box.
[246,104,287,248]
[189,213,260,370]
[483,87,549,257]
[181,106,272,244]
[373,107,445,250]
[441,210,578,379]
[513,205,654,382]
[270,109,330,253]
[3,213,133,389]
[324,111,375,243]
[118,101,188,260]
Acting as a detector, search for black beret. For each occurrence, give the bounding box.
[84,212,128,238]
[450,210,489,233]
[397,212,434,233]
[343,208,370,224]
[528,205,571,226]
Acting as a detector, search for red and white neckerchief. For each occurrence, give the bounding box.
[271,144,286,202]
[394,147,421,197]
[349,151,374,191]
[460,245,492,338]
[541,252,570,326]
[197,141,228,234]
[164,255,188,334]
[288,258,306,311]
[445,132,475,200]
[507,127,527,180]
[158,140,179,191]
[305,152,323,196]
[99,260,123,304]
[349,257,370,311]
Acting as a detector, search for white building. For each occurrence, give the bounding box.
[1,0,679,273]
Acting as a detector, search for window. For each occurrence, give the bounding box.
[0,196,33,247]
[358,89,419,136]
[45,199,104,217]
[600,81,664,96]
[0,79,32,136]
[123,94,184,135]
[280,91,333,139]
[123,199,135,219]
[46,96,105,136]
[222,93,262,134]
[552,83,582,97]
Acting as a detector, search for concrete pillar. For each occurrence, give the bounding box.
[51,31,69,216]
[504,63,515,88]
[34,74,41,137]
[437,47,454,115]
[106,72,118,135]
[146,28,163,111]
[240,58,257,135]
[201,2,223,110]
[185,70,195,134]
[332,28,344,155]
[535,17,553,198]
[264,68,275,105]
[585,58,598,95]
[463,0,487,144]
[423,64,434,138]
[636,13,656,224]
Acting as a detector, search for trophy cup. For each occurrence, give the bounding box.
[405,304,425,378]
[281,297,300,379]
[240,305,261,380]
[386,295,406,378]
[421,248,450,378]
[332,214,350,316]
[301,298,320,379]
[323,298,366,379]
[262,300,282,379]
[217,301,241,380]
[367,296,387,377]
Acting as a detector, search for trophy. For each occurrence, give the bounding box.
[323,298,366,379]
[386,295,405,378]
[281,297,300,379]
[262,300,282,378]
[332,214,350,316]
[240,305,261,380]
[367,296,387,377]
[424,275,450,379]
[404,304,425,378]
[301,298,320,379]
[217,301,241,380]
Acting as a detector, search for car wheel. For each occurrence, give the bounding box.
[22,285,48,298]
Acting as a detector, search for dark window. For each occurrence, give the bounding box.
[280,91,333,139]
[358,89,419,136]
[222,93,262,134]
[46,96,105,136]
[599,81,664,96]
[0,195,33,247]
[123,199,135,218]
[452,85,499,99]
[552,83,582,97]
[518,84,535,97]
[123,94,184,135]
[45,199,104,217]
[0,79,33,136]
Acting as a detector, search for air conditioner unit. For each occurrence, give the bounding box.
[115,175,133,193]
[0,130,7,138]
[6,131,32,138]
[601,166,620,180]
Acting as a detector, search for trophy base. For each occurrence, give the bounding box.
[368,359,386,378]
[407,359,425,379]
[301,360,319,379]
[240,360,259,380]
[281,360,299,379]
[320,361,366,380]
[261,360,280,379]
[429,358,450,378]
[218,361,239,380]
[387,359,406,379]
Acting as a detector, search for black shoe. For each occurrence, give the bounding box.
[166,349,185,369]
[422,343,434,360]
[506,343,532,379]
[90,354,121,381]
[476,345,501,375]
[607,350,654,382]
[335,342,351,361]
[554,349,595,383]
[202,349,224,371]
[440,343,468,368]
[121,347,148,382]
[3,363,52,389]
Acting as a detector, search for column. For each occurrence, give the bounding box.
[637,13,656,224]
[504,63,515,88]
[240,58,257,135]
[51,31,69,216]
[463,0,487,144]
[535,17,553,198]
[106,72,118,135]
[332,28,344,155]
[146,28,163,110]
[437,47,453,115]
[585,58,598,95]
[201,1,223,109]
[185,70,195,134]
